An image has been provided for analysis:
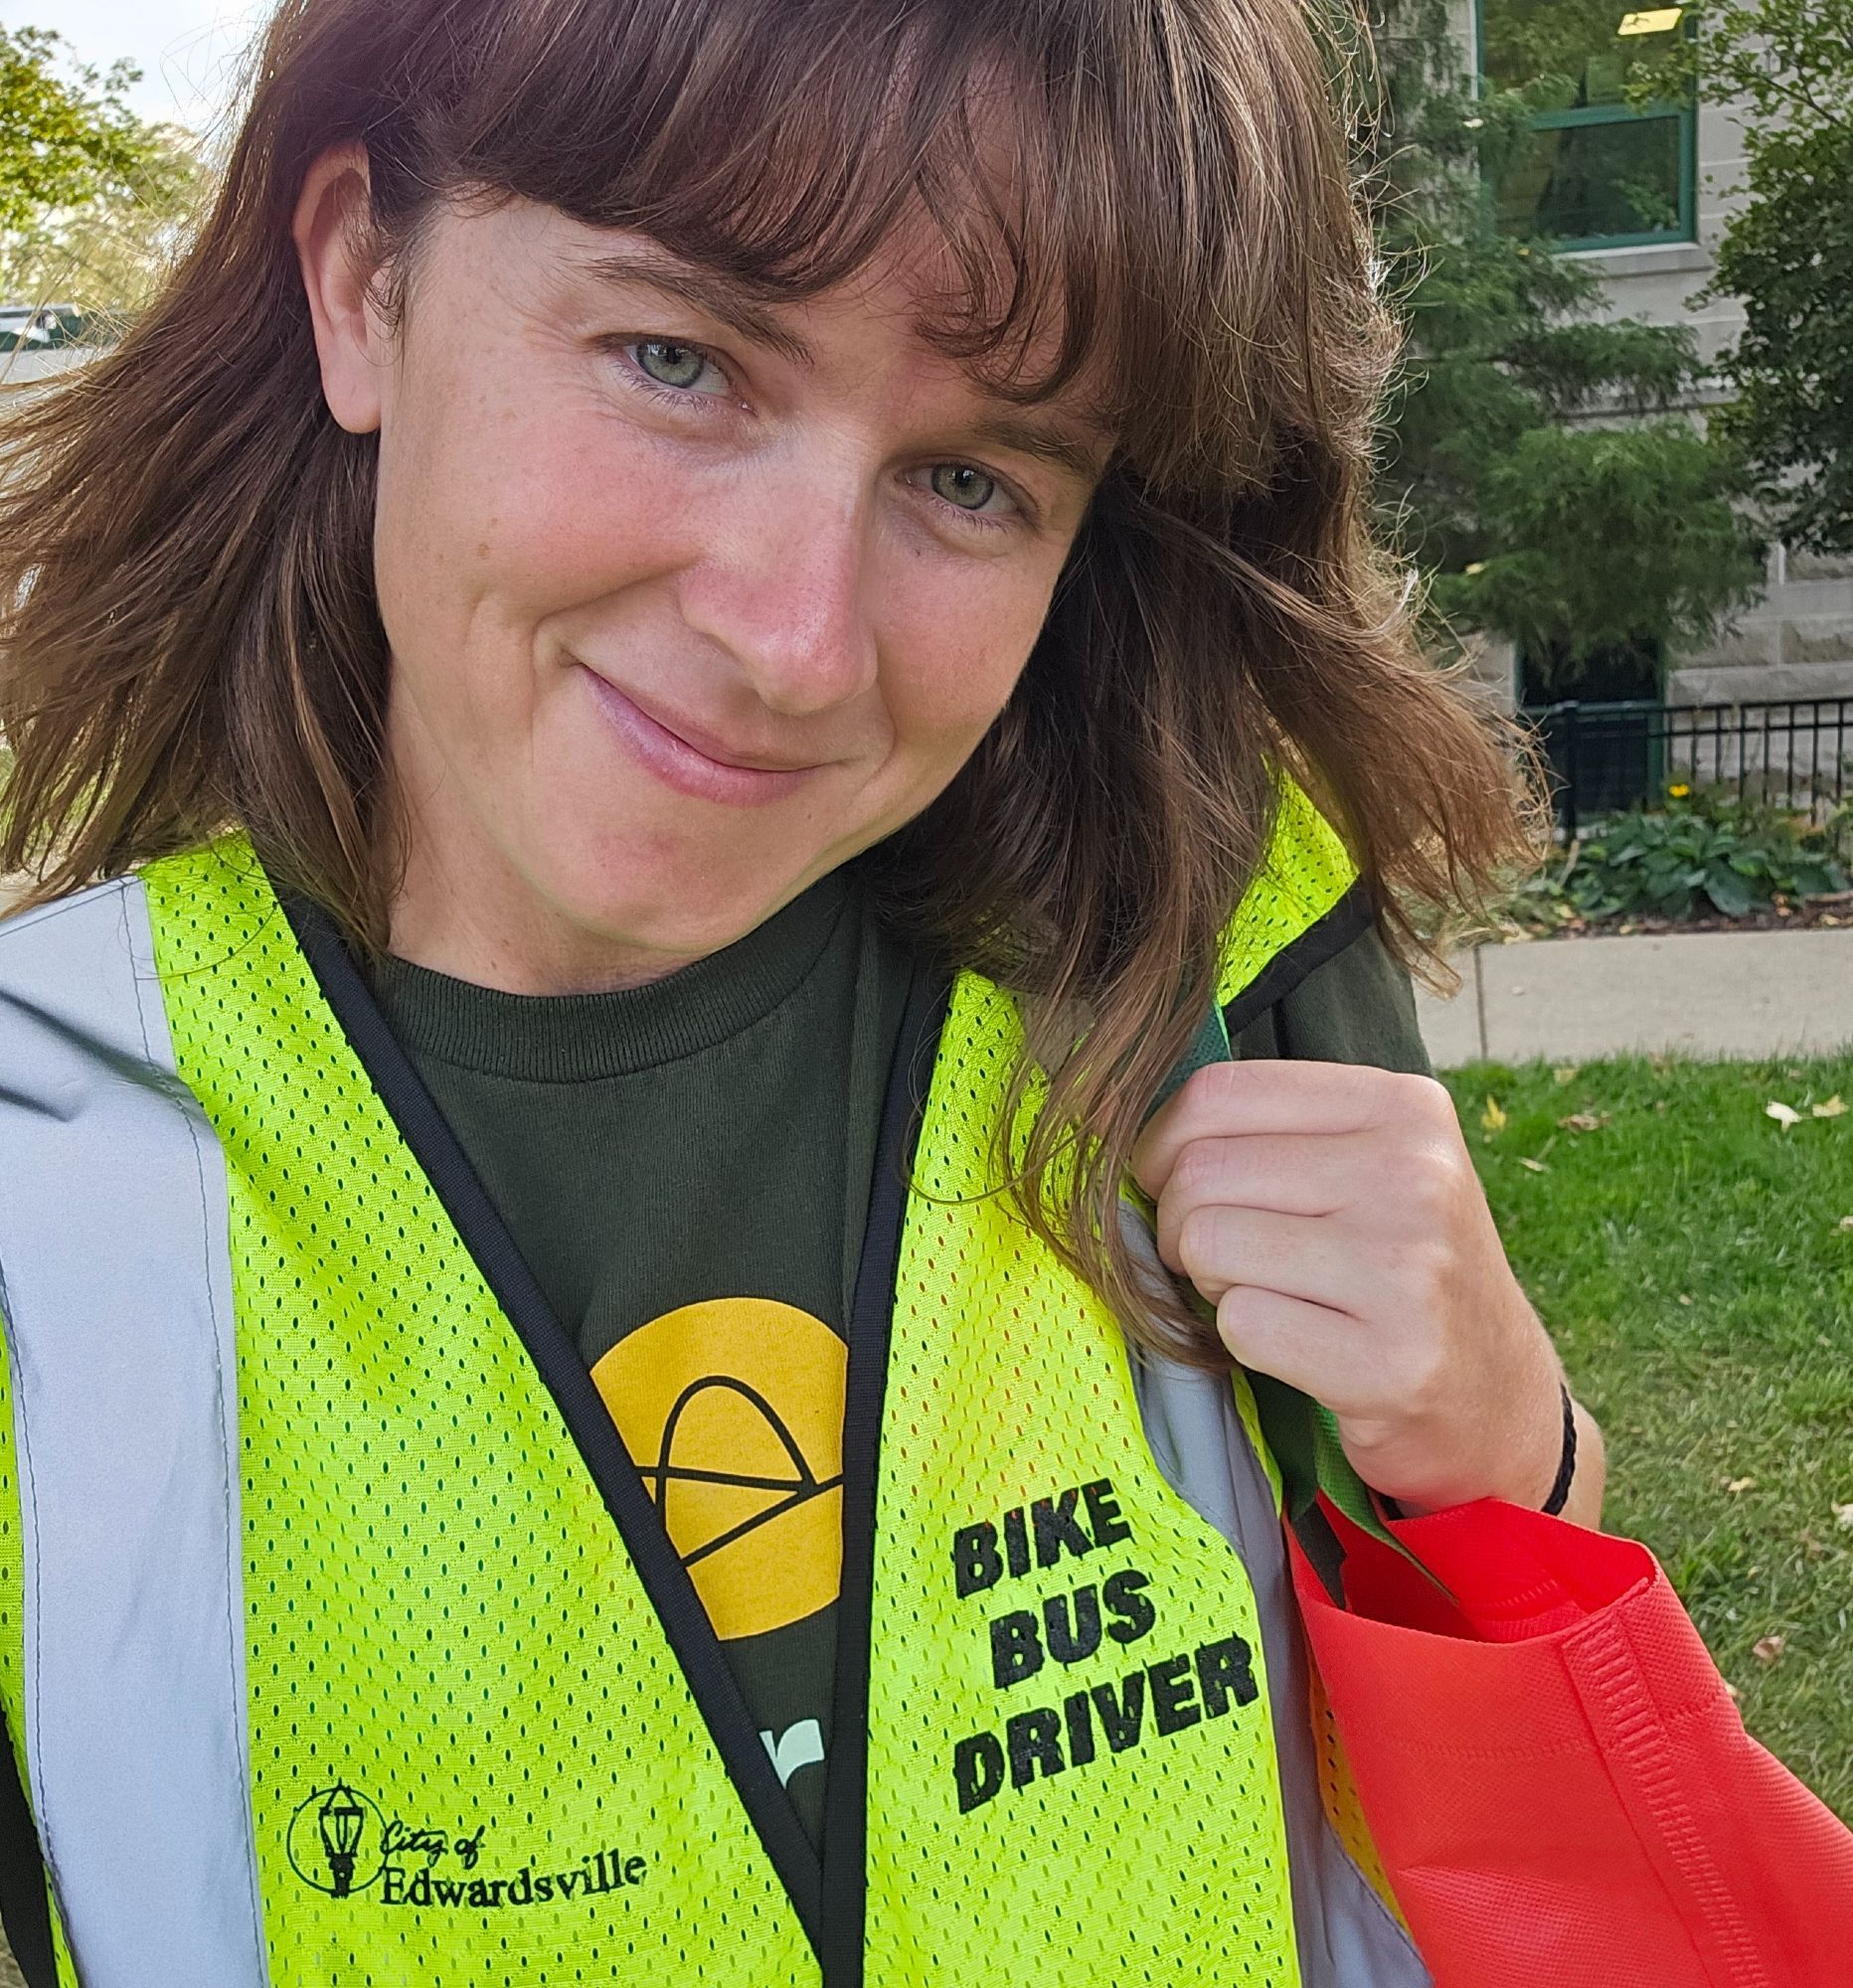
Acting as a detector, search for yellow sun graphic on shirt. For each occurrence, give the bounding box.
[590,1297,845,1640]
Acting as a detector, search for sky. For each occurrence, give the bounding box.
[10,0,267,131]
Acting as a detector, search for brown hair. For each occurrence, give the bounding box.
[0,0,1537,1365]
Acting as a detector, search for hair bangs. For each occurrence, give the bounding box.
[382,0,1238,445]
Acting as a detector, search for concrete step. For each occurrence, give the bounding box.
[1418,926,1853,1067]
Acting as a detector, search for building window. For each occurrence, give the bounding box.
[1477,2,1697,250]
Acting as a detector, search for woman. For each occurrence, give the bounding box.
[0,0,1600,1982]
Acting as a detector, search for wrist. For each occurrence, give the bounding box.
[1539,1380,1578,1515]
[1369,1357,1571,1517]
[1500,1357,1578,1512]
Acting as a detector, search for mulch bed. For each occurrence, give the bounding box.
[1516,892,1853,940]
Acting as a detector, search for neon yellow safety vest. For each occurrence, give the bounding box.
[0,783,1429,1988]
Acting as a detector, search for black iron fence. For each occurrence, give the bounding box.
[1525,697,1853,840]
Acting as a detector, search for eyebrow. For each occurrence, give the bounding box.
[581,247,1112,487]
[581,247,817,368]
[965,412,1112,487]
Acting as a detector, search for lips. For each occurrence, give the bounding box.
[576,662,823,808]
[617,686,814,773]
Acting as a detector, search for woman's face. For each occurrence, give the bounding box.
[299,176,1106,989]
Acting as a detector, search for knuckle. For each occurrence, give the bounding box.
[1171,1138,1226,1200]
[1395,1072,1456,1130]
[1415,1072,1456,1117]
[1190,1058,1247,1119]
[1175,1203,1223,1281]
[1385,1232,1454,1306]
[1406,1142,1463,1219]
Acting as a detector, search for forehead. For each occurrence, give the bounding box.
[382,0,1288,498]
[541,211,1117,473]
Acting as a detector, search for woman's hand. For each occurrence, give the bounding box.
[1129,1059,1604,1525]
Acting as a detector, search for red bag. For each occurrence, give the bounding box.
[1291,1495,1853,1988]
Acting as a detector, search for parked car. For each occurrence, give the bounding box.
[0,304,88,352]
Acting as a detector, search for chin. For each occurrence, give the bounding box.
[548,838,800,963]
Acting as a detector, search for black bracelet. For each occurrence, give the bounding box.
[1541,1381,1579,1517]
[1375,1380,1578,1523]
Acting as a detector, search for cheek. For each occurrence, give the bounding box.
[372,379,689,719]
[878,558,1060,769]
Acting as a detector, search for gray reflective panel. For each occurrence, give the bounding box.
[0,879,268,1987]
[1119,1204,1432,1988]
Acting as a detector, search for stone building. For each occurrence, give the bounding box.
[1460,1,1853,715]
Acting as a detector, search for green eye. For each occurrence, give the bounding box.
[633,340,711,390]
[929,464,998,512]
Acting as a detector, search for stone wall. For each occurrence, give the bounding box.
[1451,3,1853,709]
[1667,548,1853,707]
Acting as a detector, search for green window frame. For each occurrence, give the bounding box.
[1473,0,1698,252]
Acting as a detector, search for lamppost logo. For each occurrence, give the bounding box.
[283,1782,650,1911]
[287,1784,387,1897]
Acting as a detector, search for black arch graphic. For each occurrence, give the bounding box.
[649,1374,845,1570]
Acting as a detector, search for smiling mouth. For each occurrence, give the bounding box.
[576,663,826,806]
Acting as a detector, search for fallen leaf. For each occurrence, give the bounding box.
[1812,1094,1847,1119]
[1834,1503,1853,1531]
[1557,1111,1608,1133]
[1766,1100,1801,1128]
[1725,1477,1757,1494]
[1837,1216,1853,1233]
[1677,1292,1693,1306]
[1552,1065,1581,1087]
[1480,1095,1507,1135]
[1519,1156,1548,1174]
[1725,1680,1743,1703]
[1752,1634,1786,1667]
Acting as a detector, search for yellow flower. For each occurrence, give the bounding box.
[1668,783,1691,799]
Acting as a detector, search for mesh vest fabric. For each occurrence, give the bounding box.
[0,1338,80,1988]
[0,779,1365,1983]
[862,963,1301,1982]
[1214,781,1356,1009]
[140,844,813,1986]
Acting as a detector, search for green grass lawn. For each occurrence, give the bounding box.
[1444,1055,1853,1822]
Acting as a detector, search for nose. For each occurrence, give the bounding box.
[675,452,880,718]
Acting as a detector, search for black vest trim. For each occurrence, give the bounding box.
[818,967,949,1988]
[0,1702,55,1988]
[284,897,839,1953]
[1222,880,1376,1037]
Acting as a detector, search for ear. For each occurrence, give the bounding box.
[292,142,389,435]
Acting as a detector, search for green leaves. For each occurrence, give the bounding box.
[0,28,147,236]
[1700,1,1853,555]
[1703,861,1757,919]
[1432,422,1764,675]
[1542,788,1851,924]
[1365,3,1758,669]
[0,27,202,322]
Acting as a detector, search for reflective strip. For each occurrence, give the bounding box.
[1120,1207,1432,1988]
[0,879,268,1988]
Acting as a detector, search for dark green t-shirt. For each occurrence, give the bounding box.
[371,869,915,1847]
[371,876,1429,1850]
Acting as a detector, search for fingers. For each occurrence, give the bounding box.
[1131,1059,1455,1201]
[1152,1131,1377,1251]
[1166,1203,1372,1314]
[1212,1285,1391,1418]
